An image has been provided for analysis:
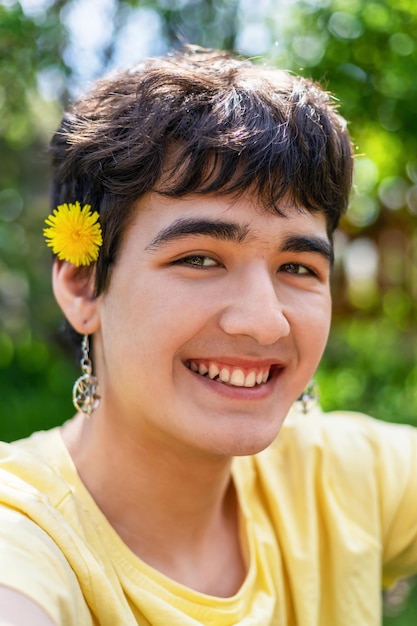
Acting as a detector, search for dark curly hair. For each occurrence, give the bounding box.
[50,45,353,299]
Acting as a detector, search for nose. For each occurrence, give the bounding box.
[218,266,290,345]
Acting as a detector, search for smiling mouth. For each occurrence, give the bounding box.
[186,360,279,388]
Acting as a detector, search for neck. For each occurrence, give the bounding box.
[61,411,244,594]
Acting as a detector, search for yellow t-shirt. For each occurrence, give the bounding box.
[0,408,417,625]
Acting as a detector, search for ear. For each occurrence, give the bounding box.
[52,261,101,335]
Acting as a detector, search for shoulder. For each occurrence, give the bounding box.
[252,408,417,507]
[0,505,91,625]
[0,428,73,508]
[0,429,97,624]
[248,409,417,587]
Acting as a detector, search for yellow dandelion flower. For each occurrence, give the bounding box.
[43,202,103,267]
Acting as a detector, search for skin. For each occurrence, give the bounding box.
[52,192,332,597]
[0,588,56,626]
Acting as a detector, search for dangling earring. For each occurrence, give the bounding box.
[295,380,319,415]
[72,334,100,416]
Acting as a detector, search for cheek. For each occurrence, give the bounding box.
[289,293,332,352]
[308,294,332,330]
[102,279,211,359]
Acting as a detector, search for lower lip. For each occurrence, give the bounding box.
[186,366,282,400]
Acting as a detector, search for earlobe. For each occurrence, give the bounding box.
[52,261,100,335]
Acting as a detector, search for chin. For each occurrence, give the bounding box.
[210,419,286,458]
[232,435,281,457]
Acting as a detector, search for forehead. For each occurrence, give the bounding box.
[131,192,329,244]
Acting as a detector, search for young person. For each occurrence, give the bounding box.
[0,46,416,626]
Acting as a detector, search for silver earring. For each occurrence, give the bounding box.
[295,380,319,415]
[72,334,100,416]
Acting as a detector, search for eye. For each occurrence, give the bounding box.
[175,255,219,268]
[280,263,315,276]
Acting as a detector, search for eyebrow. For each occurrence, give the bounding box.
[146,218,251,249]
[145,217,334,265]
[282,235,334,266]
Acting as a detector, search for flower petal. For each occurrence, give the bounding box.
[43,202,102,267]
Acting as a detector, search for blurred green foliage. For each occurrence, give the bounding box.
[318,317,417,427]
[0,1,416,622]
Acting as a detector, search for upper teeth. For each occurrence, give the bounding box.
[188,361,270,387]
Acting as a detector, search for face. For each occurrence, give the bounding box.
[92,193,332,457]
